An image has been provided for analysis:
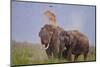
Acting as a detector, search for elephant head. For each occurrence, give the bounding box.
[39,24,64,58]
[39,24,54,49]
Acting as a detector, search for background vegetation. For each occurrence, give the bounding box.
[11,40,96,66]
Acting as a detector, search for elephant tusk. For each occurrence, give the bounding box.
[44,43,49,50]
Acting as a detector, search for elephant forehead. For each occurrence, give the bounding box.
[44,25,54,30]
[39,31,48,38]
[41,32,50,38]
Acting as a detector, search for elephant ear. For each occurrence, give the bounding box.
[39,28,42,37]
[39,27,45,37]
[39,26,50,40]
[66,31,74,45]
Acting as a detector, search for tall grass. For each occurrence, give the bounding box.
[11,40,96,66]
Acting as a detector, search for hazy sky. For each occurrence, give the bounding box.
[12,1,96,45]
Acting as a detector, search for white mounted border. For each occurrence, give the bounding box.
[22,0,96,5]
[0,0,100,67]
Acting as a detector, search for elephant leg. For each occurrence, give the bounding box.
[84,48,89,61]
[74,54,79,62]
[59,45,64,59]
[46,51,54,62]
[46,51,52,59]
[53,43,60,58]
[59,49,63,59]
[84,53,88,61]
[67,49,72,61]
[53,49,58,58]
[46,49,52,59]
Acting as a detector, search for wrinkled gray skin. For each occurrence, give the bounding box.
[59,30,89,61]
[39,24,89,61]
[39,24,62,58]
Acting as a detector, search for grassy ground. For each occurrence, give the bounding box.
[11,40,96,66]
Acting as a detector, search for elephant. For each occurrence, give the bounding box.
[59,30,89,61]
[39,24,63,58]
[62,49,68,59]
[39,24,89,61]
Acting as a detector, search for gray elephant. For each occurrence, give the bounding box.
[39,24,63,58]
[59,30,89,61]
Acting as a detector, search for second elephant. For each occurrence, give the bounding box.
[59,30,89,61]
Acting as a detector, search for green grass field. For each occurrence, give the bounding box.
[11,40,96,66]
